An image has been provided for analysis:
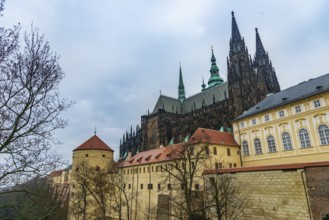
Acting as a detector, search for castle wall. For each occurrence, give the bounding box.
[205,169,311,220]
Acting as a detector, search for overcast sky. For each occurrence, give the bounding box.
[2,0,329,162]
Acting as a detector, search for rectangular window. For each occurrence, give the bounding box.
[140,184,143,189]
[264,115,270,122]
[156,166,159,172]
[295,105,301,113]
[128,184,131,189]
[279,110,285,118]
[213,147,217,155]
[191,162,195,169]
[195,184,200,190]
[143,167,145,173]
[227,148,231,156]
[148,184,153,190]
[314,100,321,108]
[240,122,245,128]
[167,184,171,190]
[215,162,222,169]
[152,166,154,172]
[229,163,232,168]
[158,184,161,190]
[252,119,256,125]
[234,163,237,167]
[147,167,150,173]
[206,146,209,154]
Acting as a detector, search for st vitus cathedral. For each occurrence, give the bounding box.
[119,12,280,159]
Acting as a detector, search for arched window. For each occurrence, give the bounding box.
[254,138,262,154]
[282,132,293,150]
[319,124,329,145]
[299,129,311,148]
[242,141,249,156]
[267,136,276,152]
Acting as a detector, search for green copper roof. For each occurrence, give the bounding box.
[207,47,224,88]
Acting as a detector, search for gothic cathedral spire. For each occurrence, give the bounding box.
[253,28,281,95]
[231,11,241,42]
[227,11,257,118]
[178,64,186,104]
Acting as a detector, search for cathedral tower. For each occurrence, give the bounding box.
[227,11,257,118]
[253,28,281,97]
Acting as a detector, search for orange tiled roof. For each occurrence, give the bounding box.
[121,128,238,167]
[189,128,239,146]
[73,135,114,152]
[203,161,329,174]
[49,170,63,177]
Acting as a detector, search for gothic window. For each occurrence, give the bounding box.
[319,124,329,145]
[267,135,276,152]
[295,105,301,113]
[254,138,262,154]
[242,141,249,156]
[314,100,321,108]
[299,128,311,148]
[282,132,293,150]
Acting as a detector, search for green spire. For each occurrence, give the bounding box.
[201,77,206,91]
[178,63,186,104]
[207,46,224,88]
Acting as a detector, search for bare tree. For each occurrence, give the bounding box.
[107,167,132,220]
[0,176,69,219]
[162,142,210,220]
[0,0,71,202]
[70,161,92,220]
[204,173,248,220]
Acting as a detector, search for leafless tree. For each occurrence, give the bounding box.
[70,161,91,220]
[0,176,69,219]
[107,167,132,220]
[162,142,210,220]
[204,173,248,220]
[0,0,71,202]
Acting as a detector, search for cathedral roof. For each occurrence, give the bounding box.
[121,128,237,167]
[152,82,228,114]
[73,135,114,152]
[235,73,329,120]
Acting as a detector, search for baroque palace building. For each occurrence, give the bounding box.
[119,12,280,159]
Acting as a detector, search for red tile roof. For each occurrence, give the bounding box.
[203,161,329,174]
[49,170,63,177]
[189,128,239,146]
[73,135,114,152]
[121,128,237,167]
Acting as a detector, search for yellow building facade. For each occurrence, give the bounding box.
[120,128,241,219]
[232,73,329,167]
